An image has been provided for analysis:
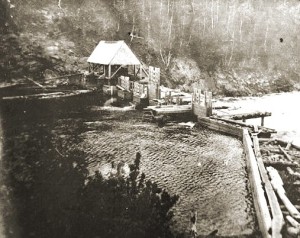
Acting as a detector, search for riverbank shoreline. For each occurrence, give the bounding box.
[213,91,300,147]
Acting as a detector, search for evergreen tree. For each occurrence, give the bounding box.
[75,152,180,238]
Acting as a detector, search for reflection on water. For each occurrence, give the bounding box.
[0,90,257,237]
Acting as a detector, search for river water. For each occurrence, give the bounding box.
[0,89,257,237]
[215,91,300,146]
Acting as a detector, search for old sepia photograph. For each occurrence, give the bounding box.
[1,0,300,237]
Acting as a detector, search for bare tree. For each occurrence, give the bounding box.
[264,16,269,52]
[216,0,219,23]
[58,0,62,9]
[211,0,214,31]
[239,15,243,43]
[228,29,235,67]
[190,0,195,14]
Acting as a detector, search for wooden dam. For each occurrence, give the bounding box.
[124,86,300,237]
[106,77,300,237]
[193,92,300,237]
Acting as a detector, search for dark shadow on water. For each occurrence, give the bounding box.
[0,90,182,238]
[1,93,92,238]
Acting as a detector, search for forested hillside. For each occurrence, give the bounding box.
[1,0,300,96]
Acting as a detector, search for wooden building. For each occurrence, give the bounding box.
[87,40,143,84]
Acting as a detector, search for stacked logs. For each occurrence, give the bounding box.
[259,139,300,169]
[259,138,300,237]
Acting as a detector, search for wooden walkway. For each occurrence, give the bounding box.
[223,111,272,126]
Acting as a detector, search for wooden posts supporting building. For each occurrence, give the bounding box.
[87,40,144,85]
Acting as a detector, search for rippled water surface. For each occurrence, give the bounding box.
[75,114,256,236]
[0,93,257,237]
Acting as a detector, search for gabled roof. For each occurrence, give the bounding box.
[87,40,141,65]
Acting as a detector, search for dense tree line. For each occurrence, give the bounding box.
[8,0,300,74]
[2,0,300,94]
[113,0,300,72]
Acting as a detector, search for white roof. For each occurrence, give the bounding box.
[87,40,141,65]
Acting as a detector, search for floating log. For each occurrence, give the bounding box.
[292,181,300,187]
[290,152,300,158]
[281,205,300,211]
[147,105,192,115]
[263,160,298,168]
[260,139,297,149]
[286,141,293,150]
[212,106,229,109]
[116,85,125,91]
[265,139,277,146]
[224,111,272,120]
[259,138,275,143]
[211,116,252,128]
[2,90,93,101]
[274,138,300,150]
[286,167,300,179]
[277,150,300,158]
[267,166,300,220]
[265,154,285,161]
[260,148,281,155]
[286,215,300,237]
[44,73,83,81]
[0,82,19,89]
[211,116,276,134]
[26,77,45,88]
[286,226,300,237]
[198,117,244,138]
[3,92,62,100]
[282,210,290,216]
[252,133,284,237]
[278,145,293,162]
[243,129,272,238]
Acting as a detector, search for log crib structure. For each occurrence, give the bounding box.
[197,100,300,238]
